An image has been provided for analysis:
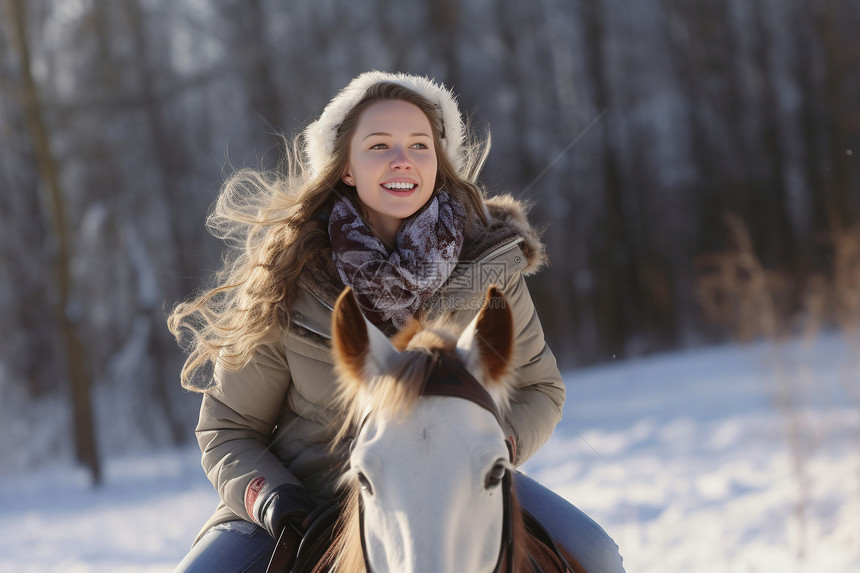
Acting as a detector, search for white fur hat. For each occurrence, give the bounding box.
[302,71,465,176]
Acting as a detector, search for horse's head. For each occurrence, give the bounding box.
[329,285,519,573]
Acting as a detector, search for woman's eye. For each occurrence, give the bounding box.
[370,143,388,150]
[411,143,428,149]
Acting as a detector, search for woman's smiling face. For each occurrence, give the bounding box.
[343,99,438,245]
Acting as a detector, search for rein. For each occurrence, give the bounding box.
[354,354,516,573]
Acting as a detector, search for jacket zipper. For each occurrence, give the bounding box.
[474,238,524,265]
[302,288,335,312]
[292,317,331,340]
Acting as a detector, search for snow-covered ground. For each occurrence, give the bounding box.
[2,335,859,572]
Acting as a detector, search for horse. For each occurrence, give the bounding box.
[288,285,584,573]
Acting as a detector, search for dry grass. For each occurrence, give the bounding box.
[694,212,860,561]
[695,213,860,342]
[694,212,789,341]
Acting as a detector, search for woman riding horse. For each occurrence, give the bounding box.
[170,71,625,572]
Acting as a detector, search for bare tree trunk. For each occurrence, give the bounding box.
[429,0,460,83]
[749,0,796,271]
[122,0,192,445]
[239,0,283,131]
[581,0,635,358]
[6,0,101,485]
[817,0,859,230]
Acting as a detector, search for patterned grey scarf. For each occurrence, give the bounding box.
[328,190,466,328]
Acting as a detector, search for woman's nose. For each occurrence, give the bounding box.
[390,147,412,169]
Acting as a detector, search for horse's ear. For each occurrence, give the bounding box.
[456,286,514,386]
[331,287,395,384]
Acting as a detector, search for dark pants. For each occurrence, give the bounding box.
[175,473,625,572]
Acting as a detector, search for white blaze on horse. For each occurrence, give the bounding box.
[320,286,582,573]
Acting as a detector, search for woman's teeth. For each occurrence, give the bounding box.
[382,182,416,190]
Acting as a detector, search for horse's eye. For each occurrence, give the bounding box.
[485,462,507,489]
[357,471,374,495]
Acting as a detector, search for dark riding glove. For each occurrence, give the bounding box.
[250,481,316,539]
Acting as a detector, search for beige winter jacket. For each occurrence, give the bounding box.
[193,195,565,541]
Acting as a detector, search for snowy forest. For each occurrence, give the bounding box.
[1,0,858,485]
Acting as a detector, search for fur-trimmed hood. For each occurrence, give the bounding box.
[297,194,546,311]
[303,71,466,176]
[463,194,547,275]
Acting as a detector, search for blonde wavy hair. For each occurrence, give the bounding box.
[168,81,491,391]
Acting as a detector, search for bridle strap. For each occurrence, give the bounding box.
[354,354,513,573]
[358,493,373,573]
[425,355,515,573]
[422,355,505,429]
[492,469,516,573]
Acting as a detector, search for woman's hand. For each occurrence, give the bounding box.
[256,484,316,538]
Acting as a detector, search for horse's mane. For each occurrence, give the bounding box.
[329,317,459,444]
[322,317,531,572]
